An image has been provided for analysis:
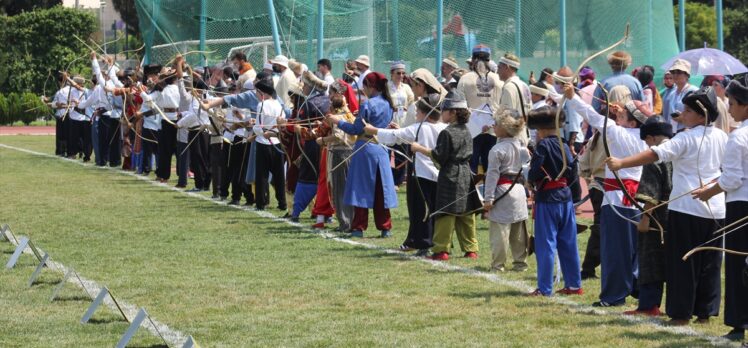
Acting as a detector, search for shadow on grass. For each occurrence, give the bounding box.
[126,344,168,348]
[87,316,128,324]
[29,279,61,287]
[52,294,92,302]
[450,289,527,301]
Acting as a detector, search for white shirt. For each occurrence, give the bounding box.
[275,69,298,108]
[322,72,335,95]
[252,98,282,145]
[483,137,530,224]
[140,90,162,131]
[719,122,748,202]
[77,85,109,112]
[387,81,414,125]
[568,95,648,209]
[376,121,447,182]
[456,71,504,111]
[355,69,371,91]
[140,84,181,121]
[92,58,123,118]
[652,125,727,219]
[68,88,86,121]
[53,86,72,118]
[223,107,245,139]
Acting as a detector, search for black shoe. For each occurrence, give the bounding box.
[277,205,287,211]
[255,206,265,211]
[211,194,219,199]
[724,328,745,341]
[244,201,254,207]
[186,188,202,193]
[289,217,299,223]
[219,196,227,201]
[282,212,292,219]
[592,301,624,307]
[228,200,240,205]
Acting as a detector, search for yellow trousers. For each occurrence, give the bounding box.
[432,214,478,254]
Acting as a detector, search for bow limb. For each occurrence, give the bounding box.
[683,247,748,261]
[573,23,630,78]
[599,82,666,242]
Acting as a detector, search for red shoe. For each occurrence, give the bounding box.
[311,222,325,229]
[556,287,584,295]
[464,252,478,259]
[429,252,449,261]
[623,307,662,317]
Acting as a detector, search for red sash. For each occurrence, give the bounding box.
[603,178,639,207]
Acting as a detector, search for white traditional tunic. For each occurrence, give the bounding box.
[651,125,727,219]
[718,122,748,203]
[376,121,447,182]
[252,98,282,146]
[483,137,530,224]
[387,81,414,126]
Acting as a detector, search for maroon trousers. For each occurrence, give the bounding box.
[351,172,392,232]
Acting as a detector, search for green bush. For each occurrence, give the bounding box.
[0,93,7,125]
[5,92,20,125]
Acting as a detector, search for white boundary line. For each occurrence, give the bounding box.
[0,143,737,347]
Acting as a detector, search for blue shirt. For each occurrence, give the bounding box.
[661,83,697,130]
[528,135,577,203]
[223,90,291,117]
[563,102,584,144]
[592,72,644,113]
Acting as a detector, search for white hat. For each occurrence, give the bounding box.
[498,56,520,69]
[270,55,289,69]
[530,84,549,97]
[263,62,273,70]
[390,61,406,71]
[355,55,370,67]
[242,80,255,91]
[669,58,691,75]
[442,58,459,69]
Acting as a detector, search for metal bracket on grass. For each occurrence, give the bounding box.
[81,286,130,324]
[27,252,49,287]
[1,225,18,245]
[182,335,201,348]
[27,240,44,263]
[115,308,171,348]
[5,237,30,269]
[50,268,93,301]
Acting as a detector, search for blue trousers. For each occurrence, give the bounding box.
[600,204,640,304]
[534,200,581,295]
[176,141,190,187]
[470,133,496,173]
[292,182,317,218]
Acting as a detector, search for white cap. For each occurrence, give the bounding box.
[355,55,370,67]
[530,85,549,97]
[498,56,520,69]
[669,58,692,75]
[270,55,289,69]
[263,62,273,70]
[243,80,255,91]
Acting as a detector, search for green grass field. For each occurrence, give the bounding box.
[0,135,739,347]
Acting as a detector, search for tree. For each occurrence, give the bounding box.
[0,6,96,97]
[0,94,7,125]
[724,6,748,62]
[674,2,724,50]
[111,0,140,37]
[0,0,60,16]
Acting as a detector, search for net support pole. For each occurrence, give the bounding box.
[515,0,521,57]
[716,0,723,50]
[560,0,567,67]
[267,0,282,55]
[392,0,400,60]
[317,0,324,60]
[199,0,207,66]
[678,0,685,52]
[435,0,444,74]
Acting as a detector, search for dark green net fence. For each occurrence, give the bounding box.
[136,0,679,78]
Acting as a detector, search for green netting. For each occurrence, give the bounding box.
[135,0,679,79]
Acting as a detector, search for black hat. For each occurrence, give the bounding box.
[682,87,719,123]
[726,74,748,105]
[255,78,275,96]
[143,63,163,76]
[527,106,565,130]
[639,116,673,140]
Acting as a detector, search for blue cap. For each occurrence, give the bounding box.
[472,44,491,55]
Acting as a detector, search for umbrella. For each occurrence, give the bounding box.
[661,47,748,76]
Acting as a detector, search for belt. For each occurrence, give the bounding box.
[163,108,179,113]
[539,177,567,191]
[497,174,522,186]
[603,178,639,207]
[74,107,86,114]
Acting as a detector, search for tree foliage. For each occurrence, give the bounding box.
[674,2,723,50]
[111,0,140,37]
[0,6,97,96]
[0,0,61,16]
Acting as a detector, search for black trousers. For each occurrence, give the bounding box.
[188,130,211,190]
[470,133,496,173]
[569,142,584,202]
[55,116,68,156]
[156,120,177,180]
[98,116,121,167]
[141,128,159,174]
[665,210,723,320]
[391,144,408,186]
[403,176,437,250]
[221,137,253,202]
[254,142,286,209]
[581,186,604,276]
[68,119,91,161]
[209,141,224,196]
[725,201,748,329]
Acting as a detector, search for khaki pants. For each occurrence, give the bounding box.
[489,221,528,270]
[433,214,478,254]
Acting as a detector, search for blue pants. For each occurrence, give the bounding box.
[600,204,640,304]
[292,182,317,218]
[534,200,581,295]
[470,133,496,173]
[638,282,663,310]
[176,141,190,187]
